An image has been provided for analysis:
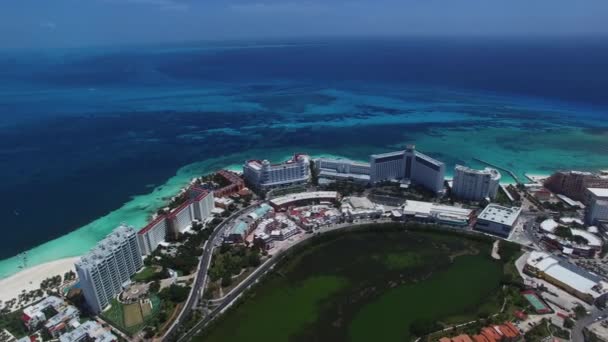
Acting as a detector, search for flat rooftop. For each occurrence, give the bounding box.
[477,204,521,226]
[527,251,608,299]
[270,191,338,207]
[370,150,404,159]
[316,157,370,168]
[589,188,608,199]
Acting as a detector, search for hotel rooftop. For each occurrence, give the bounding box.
[477,204,521,226]
[75,224,136,271]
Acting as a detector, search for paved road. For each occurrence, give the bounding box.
[572,306,608,342]
[163,203,258,341]
[176,249,285,342]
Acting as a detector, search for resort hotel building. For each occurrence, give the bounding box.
[75,225,143,314]
[544,170,608,202]
[314,157,371,184]
[474,204,522,238]
[525,251,608,305]
[586,188,608,225]
[243,154,310,192]
[166,187,215,239]
[369,145,445,194]
[137,215,168,256]
[451,165,501,201]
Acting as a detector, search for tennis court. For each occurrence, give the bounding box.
[522,290,552,314]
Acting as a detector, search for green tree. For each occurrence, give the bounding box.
[149,280,161,293]
[221,275,232,288]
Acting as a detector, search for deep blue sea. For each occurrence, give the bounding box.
[1,37,607,274]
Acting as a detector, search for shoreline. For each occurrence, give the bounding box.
[0,151,562,286]
[0,257,79,305]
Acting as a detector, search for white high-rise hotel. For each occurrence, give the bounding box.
[243,154,310,191]
[75,224,142,313]
[370,145,445,194]
[452,165,501,201]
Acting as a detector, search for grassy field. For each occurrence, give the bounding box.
[101,295,161,335]
[132,266,160,282]
[198,226,511,342]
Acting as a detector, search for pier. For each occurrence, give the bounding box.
[473,158,522,184]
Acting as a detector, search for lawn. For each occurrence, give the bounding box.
[101,295,161,336]
[132,266,160,282]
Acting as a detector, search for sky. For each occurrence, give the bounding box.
[0,0,607,49]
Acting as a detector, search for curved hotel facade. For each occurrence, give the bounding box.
[452,165,501,201]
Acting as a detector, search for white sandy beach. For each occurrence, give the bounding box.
[0,257,79,305]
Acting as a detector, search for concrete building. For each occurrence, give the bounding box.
[243,154,310,192]
[524,251,608,305]
[544,170,608,202]
[585,319,608,342]
[190,188,214,221]
[315,158,371,184]
[369,145,445,194]
[269,191,339,209]
[586,188,608,225]
[21,296,78,335]
[474,204,521,238]
[58,321,117,342]
[75,225,142,314]
[341,196,385,219]
[137,215,167,256]
[452,165,501,201]
[214,170,245,197]
[167,201,194,238]
[401,200,472,226]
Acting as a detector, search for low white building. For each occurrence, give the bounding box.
[315,157,371,184]
[270,191,339,209]
[22,296,78,334]
[58,321,117,342]
[474,204,521,237]
[341,196,384,219]
[525,251,608,304]
[400,200,472,226]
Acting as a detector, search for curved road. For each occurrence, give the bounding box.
[163,203,259,341]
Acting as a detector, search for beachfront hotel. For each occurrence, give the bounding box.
[452,165,501,201]
[75,225,142,314]
[314,157,371,184]
[243,154,310,192]
[167,188,213,236]
[369,145,445,194]
[585,188,608,225]
[137,215,168,256]
[474,204,522,238]
[190,188,214,221]
[544,170,608,203]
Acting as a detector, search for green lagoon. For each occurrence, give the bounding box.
[198,226,510,342]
